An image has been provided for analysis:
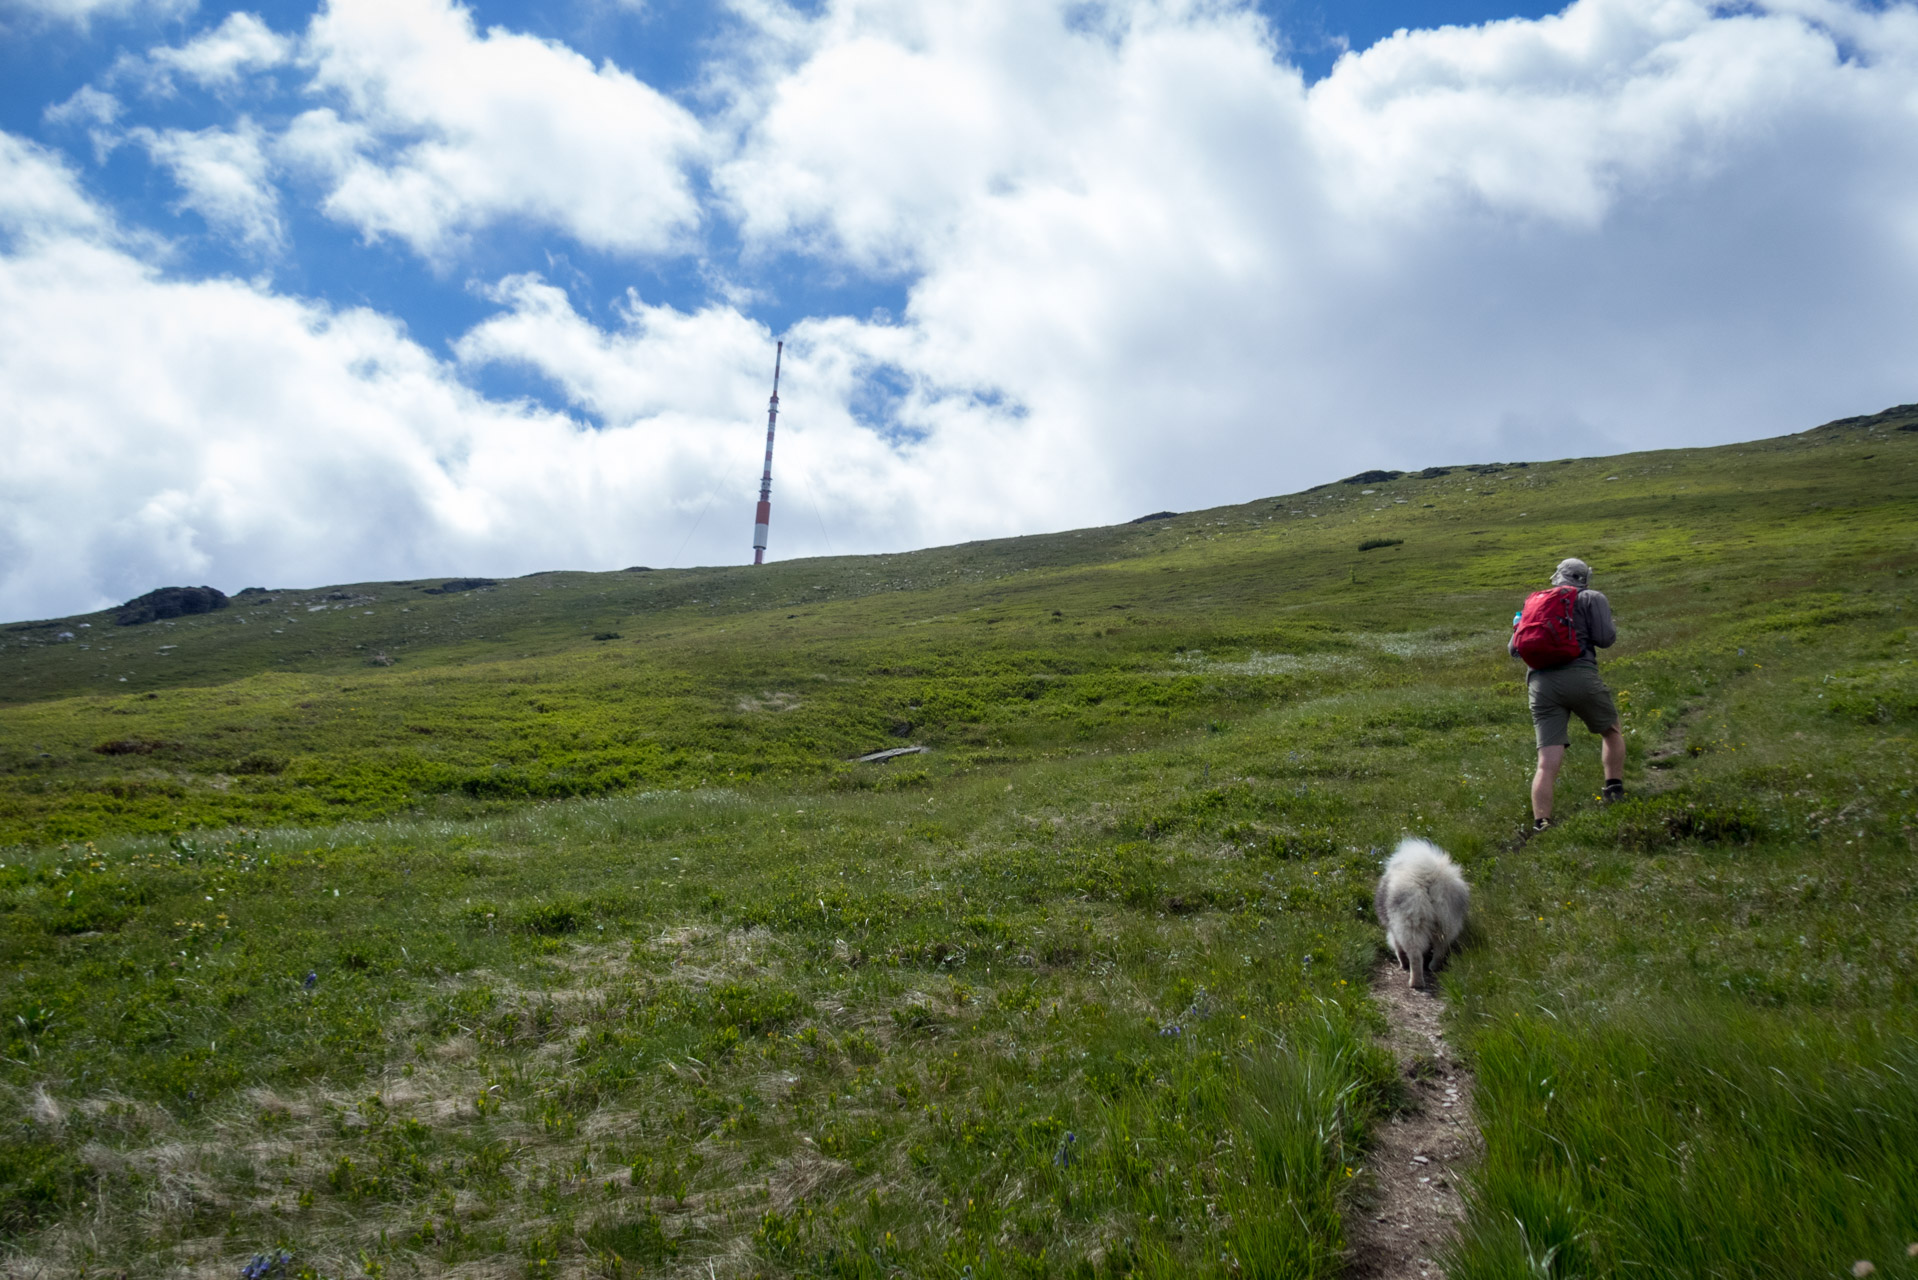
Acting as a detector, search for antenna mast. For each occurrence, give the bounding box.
[751,341,782,566]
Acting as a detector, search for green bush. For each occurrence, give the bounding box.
[1266,827,1339,860]
[509,896,586,935]
[706,980,808,1035]
[0,1139,81,1234]
[585,1211,677,1264]
[1609,795,1762,849]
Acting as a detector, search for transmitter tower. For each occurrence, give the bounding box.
[752,341,782,565]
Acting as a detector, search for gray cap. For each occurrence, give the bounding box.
[1551,557,1592,588]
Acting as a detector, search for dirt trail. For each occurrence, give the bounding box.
[1345,960,1480,1279]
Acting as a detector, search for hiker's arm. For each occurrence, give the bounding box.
[1586,592,1617,649]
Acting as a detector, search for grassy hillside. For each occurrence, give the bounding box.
[1,406,1915,1278]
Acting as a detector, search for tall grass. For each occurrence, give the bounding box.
[1450,1006,1918,1279]
[1227,1009,1396,1280]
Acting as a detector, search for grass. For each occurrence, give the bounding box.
[1453,1006,1918,1279]
[0,756,1405,1277]
[0,404,1915,1276]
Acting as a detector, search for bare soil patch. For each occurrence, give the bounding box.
[1346,959,1480,1280]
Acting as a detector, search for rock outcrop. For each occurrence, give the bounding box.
[116,586,229,626]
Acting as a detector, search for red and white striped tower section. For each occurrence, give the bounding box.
[751,340,783,565]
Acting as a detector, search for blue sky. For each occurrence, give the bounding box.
[1,0,1914,620]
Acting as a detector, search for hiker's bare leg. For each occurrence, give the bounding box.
[1532,745,1566,821]
[1600,725,1625,783]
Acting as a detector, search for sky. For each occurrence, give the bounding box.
[1,0,1915,621]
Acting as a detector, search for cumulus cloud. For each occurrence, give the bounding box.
[1304,0,1888,224]
[454,273,778,426]
[0,130,845,621]
[146,11,291,89]
[713,0,1918,515]
[76,12,290,102]
[0,122,1056,620]
[130,118,283,249]
[1,0,193,29]
[284,0,705,261]
[42,86,121,131]
[452,275,1075,555]
[0,133,111,241]
[7,0,1918,621]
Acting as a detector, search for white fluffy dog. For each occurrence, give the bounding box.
[1374,838,1471,990]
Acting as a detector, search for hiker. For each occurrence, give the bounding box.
[1510,557,1623,831]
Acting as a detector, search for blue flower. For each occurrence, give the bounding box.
[239,1250,292,1279]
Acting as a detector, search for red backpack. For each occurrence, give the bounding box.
[1511,586,1583,669]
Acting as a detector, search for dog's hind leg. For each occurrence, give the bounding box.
[1409,947,1427,990]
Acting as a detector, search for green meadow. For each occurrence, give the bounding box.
[1,405,1915,1278]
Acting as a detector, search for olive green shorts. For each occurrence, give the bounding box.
[1527,663,1620,749]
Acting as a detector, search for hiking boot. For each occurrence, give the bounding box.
[1533,817,1554,833]
[1602,779,1625,804]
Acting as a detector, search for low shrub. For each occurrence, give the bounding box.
[706,980,809,1035]
[509,896,587,935]
[1611,795,1762,849]
[1267,827,1338,860]
[0,1139,81,1234]
[585,1212,678,1265]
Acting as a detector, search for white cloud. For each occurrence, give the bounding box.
[43,86,121,130]
[131,118,283,249]
[0,125,1058,621]
[146,11,290,89]
[455,273,775,426]
[709,0,1918,518]
[286,0,705,261]
[713,1,1296,273]
[1303,0,1884,225]
[0,132,110,241]
[9,0,1918,621]
[82,13,289,101]
[451,275,1076,556]
[0,130,871,622]
[1,0,193,29]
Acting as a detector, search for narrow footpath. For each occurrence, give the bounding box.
[1345,960,1481,1280]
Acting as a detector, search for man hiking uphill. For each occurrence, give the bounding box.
[1511,557,1624,831]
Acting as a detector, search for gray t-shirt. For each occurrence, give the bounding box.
[1511,588,1616,669]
